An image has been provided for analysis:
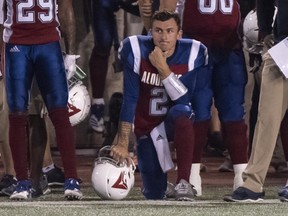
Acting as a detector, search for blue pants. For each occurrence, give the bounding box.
[91,0,118,55]
[192,49,247,122]
[4,41,68,112]
[137,104,193,199]
[212,49,247,121]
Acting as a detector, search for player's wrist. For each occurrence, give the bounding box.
[157,66,171,80]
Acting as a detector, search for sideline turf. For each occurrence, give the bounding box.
[0,185,287,216]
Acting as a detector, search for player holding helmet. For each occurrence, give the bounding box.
[91,146,136,200]
[110,11,211,200]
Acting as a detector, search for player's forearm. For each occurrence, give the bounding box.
[117,121,132,148]
[58,0,77,54]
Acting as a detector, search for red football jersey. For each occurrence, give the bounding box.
[119,36,208,137]
[182,0,241,49]
[3,0,61,44]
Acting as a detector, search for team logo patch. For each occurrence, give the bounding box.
[9,45,20,52]
[156,134,164,141]
[112,171,128,190]
[68,103,81,117]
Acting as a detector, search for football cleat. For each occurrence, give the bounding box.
[175,179,196,201]
[278,186,288,202]
[165,181,175,199]
[1,184,16,197]
[10,180,32,200]
[39,174,51,195]
[0,174,17,191]
[64,178,83,200]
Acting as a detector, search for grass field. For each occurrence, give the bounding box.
[0,185,287,216]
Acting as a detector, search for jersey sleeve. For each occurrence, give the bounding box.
[175,41,209,105]
[118,36,140,123]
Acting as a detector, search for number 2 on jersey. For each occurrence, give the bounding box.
[150,88,168,116]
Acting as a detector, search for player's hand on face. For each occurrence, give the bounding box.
[110,144,131,166]
[149,46,169,70]
[149,46,170,78]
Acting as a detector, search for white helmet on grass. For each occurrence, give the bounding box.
[91,146,136,200]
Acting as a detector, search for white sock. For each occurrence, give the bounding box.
[92,98,105,105]
[189,163,202,196]
[233,163,247,191]
[42,163,55,173]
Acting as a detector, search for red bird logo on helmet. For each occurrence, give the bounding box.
[68,103,81,117]
[112,171,128,190]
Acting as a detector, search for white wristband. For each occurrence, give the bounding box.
[162,72,187,101]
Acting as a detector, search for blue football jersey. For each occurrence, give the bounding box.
[119,35,208,136]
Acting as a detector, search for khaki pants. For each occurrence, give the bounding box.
[0,78,15,175]
[243,51,288,192]
[0,78,9,150]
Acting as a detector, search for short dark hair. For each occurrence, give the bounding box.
[151,11,181,31]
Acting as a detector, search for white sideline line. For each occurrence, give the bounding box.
[0,199,282,207]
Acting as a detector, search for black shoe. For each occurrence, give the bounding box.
[1,184,16,196]
[0,174,17,191]
[39,174,51,195]
[223,187,264,202]
[30,175,51,198]
[30,186,43,198]
[1,176,48,198]
[44,166,65,186]
[279,186,288,202]
[165,181,175,199]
